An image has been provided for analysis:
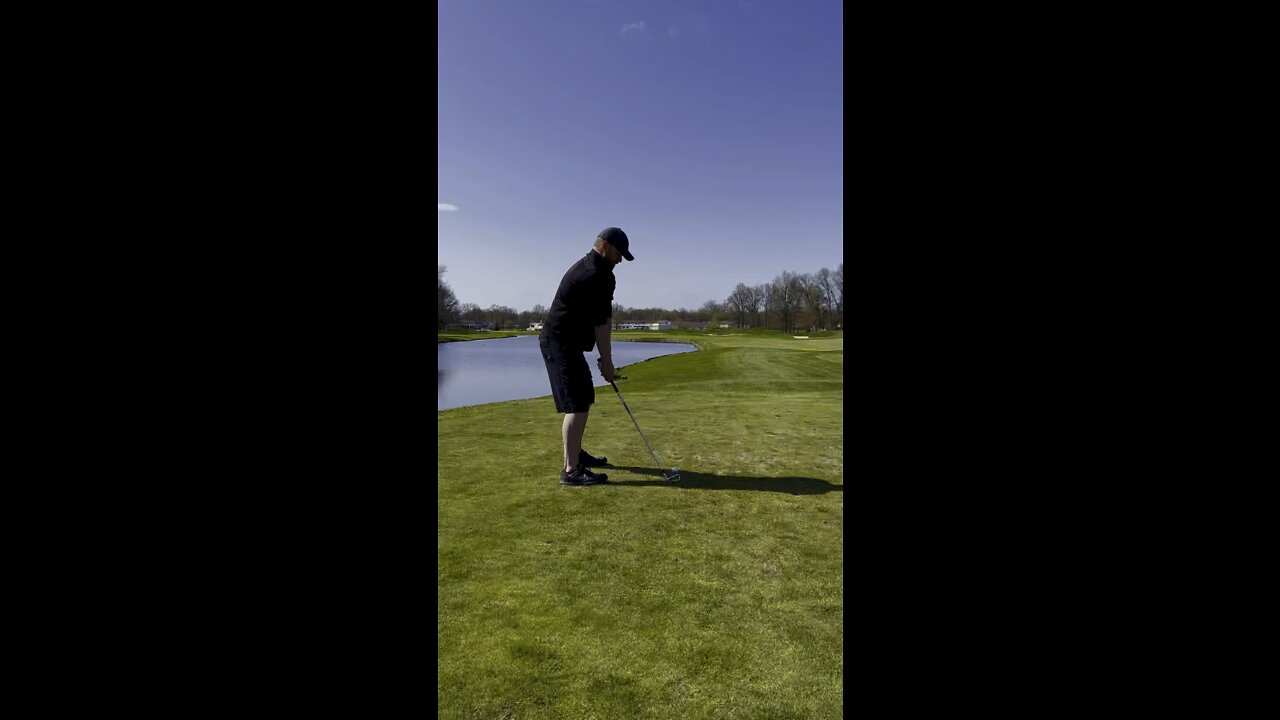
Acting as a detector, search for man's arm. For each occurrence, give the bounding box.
[595,323,614,381]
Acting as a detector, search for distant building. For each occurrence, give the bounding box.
[615,320,673,331]
[527,322,544,331]
[445,321,494,331]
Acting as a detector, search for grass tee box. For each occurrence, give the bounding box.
[438,329,843,718]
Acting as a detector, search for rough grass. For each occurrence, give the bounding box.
[439,330,843,719]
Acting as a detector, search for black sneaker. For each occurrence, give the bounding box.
[560,465,608,485]
[579,449,609,467]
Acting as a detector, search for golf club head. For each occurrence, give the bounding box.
[665,467,681,483]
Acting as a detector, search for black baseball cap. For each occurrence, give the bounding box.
[598,227,634,261]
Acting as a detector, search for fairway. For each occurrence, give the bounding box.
[438,330,843,718]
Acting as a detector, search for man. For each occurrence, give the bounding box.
[539,227,634,486]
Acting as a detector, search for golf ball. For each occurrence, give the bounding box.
[672,467,680,473]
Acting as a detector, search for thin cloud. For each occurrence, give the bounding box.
[620,21,646,35]
[666,15,710,41]
[438,203,458,211]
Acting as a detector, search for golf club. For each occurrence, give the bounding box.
[599,359,681,483]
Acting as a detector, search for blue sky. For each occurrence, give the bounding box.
[439,0,843,312]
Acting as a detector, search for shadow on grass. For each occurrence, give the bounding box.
[608,466,842,495]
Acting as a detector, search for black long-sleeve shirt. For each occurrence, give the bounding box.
[540,251,615,352]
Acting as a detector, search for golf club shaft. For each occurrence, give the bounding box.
[609,380,668,475]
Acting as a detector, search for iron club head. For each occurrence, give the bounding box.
[665,467,681,483]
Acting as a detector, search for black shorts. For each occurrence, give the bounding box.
[539,337,595,413]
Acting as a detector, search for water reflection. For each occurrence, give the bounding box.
[438,335,695,411]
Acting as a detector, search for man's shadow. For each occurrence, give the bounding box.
[607,466,842,495]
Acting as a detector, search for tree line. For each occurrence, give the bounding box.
[439,262,842,334]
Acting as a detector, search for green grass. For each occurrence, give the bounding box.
[438,330,843,719]
[438,329,532,343]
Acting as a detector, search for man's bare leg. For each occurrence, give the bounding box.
[563,411,589,472]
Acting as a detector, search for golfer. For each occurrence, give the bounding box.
[539,227,634,486]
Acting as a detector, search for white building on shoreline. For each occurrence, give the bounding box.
[615,320,673,331]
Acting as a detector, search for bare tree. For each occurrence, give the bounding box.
[816,268,836,330]
[749,284,767,329]
[700,299,726,326]
[438,266,460,330]
[486,304,518,329]
[770,272,804,334]
[518,304,548,329]
[457,262,843,332]
[757,283,772,330]
[834,262,843,328]
[792,273,823,331]
[726,283,753,328]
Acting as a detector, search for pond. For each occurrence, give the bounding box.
[438,334,697,411]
